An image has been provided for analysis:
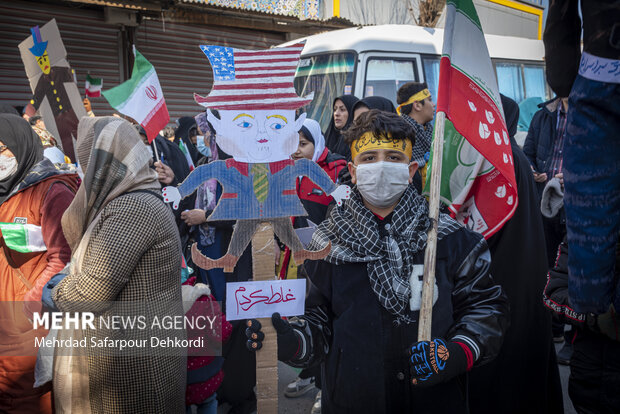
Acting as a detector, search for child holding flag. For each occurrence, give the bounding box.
[245,110,509,413]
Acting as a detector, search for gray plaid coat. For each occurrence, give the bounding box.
[53,191,186,413]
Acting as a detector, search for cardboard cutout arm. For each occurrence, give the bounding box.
[292,159,338,194]
[177,161,223,199]
[32,77,46,109]
[163,162,223,210]
[292,159,350,206]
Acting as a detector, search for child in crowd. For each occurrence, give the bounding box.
[182,276,232,414]
[247,110,509,413]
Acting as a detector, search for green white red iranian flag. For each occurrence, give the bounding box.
[426,0,518,238]
[85,74,102,98]
[102,48,169,143]
[0,223,46,253]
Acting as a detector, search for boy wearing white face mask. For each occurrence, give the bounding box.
[245,109,509,413]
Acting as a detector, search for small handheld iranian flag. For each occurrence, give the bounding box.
[0,223,46,253]
[85,74,102,97]
[102,47,169,143]
[425,0,518,239]
[178,140,195,171]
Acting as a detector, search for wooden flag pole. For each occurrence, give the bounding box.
[252,223,278,413]
[151,140,161,163]
[418,111,446,342]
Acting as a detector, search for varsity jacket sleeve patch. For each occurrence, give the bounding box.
[448,234,511,367]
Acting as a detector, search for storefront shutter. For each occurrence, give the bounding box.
[0,0,122,116]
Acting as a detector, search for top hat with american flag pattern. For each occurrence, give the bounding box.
[194,42,313,111]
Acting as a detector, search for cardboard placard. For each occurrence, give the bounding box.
[18,19,86,162]
[226,279,305,321]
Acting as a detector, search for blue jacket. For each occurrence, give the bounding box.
[178,158,338,221]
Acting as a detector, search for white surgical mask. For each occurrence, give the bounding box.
[0,155,17,181]
[354,161,410,208]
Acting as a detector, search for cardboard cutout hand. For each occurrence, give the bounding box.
[330,184,351,206]
[162,186,181,210]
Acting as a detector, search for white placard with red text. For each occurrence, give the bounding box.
[225,279,306,321]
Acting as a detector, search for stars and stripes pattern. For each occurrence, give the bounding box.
[194,43,313,110]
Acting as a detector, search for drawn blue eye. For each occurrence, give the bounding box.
[237,121,252,128]
[270,122,285,131]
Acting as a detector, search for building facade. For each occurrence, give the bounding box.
[0,0,350,120]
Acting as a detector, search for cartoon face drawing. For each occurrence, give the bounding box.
[208,109,306,163]
[35,51,51,75]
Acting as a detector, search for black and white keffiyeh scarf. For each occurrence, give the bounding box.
[402,114,433,167]
[308,185,461,325]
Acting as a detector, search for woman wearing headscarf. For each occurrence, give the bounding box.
[148,129,191,185]
[352,96,397,119]
[293,117,347,226]
[467,95,563,414]
[141,127,196,250]
[175,116,201,166]
[324,95,359,160]
[48,116,186,413]
[0,114,78,413]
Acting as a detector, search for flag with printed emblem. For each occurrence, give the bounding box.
[425,0,518,239]
[102,47,169,143]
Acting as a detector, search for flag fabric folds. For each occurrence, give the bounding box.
[426,0,518,239]
[102,48,169,143]
[0,223,47,253]
[85,74,102,97]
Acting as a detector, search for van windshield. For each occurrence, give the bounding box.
[294,52,356,131]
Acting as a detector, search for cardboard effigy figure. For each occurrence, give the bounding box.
[18,19,86,162]
[163,43,350,272]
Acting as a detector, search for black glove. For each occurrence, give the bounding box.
[245,313,302,361]
[409,338,469,387]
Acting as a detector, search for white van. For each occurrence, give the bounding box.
[281,24,550,131]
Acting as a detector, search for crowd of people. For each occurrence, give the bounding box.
[1,1,618,412]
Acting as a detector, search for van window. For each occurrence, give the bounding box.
[494,61,549,104]
[422,56,441,101]
[364,58,419,106]
[496,62,525,103]
[523,65,547,100]
[294,52,356,131]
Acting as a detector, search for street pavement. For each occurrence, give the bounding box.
[219,348,577,413]
[556,342,577,414]
[279,345,578,414]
